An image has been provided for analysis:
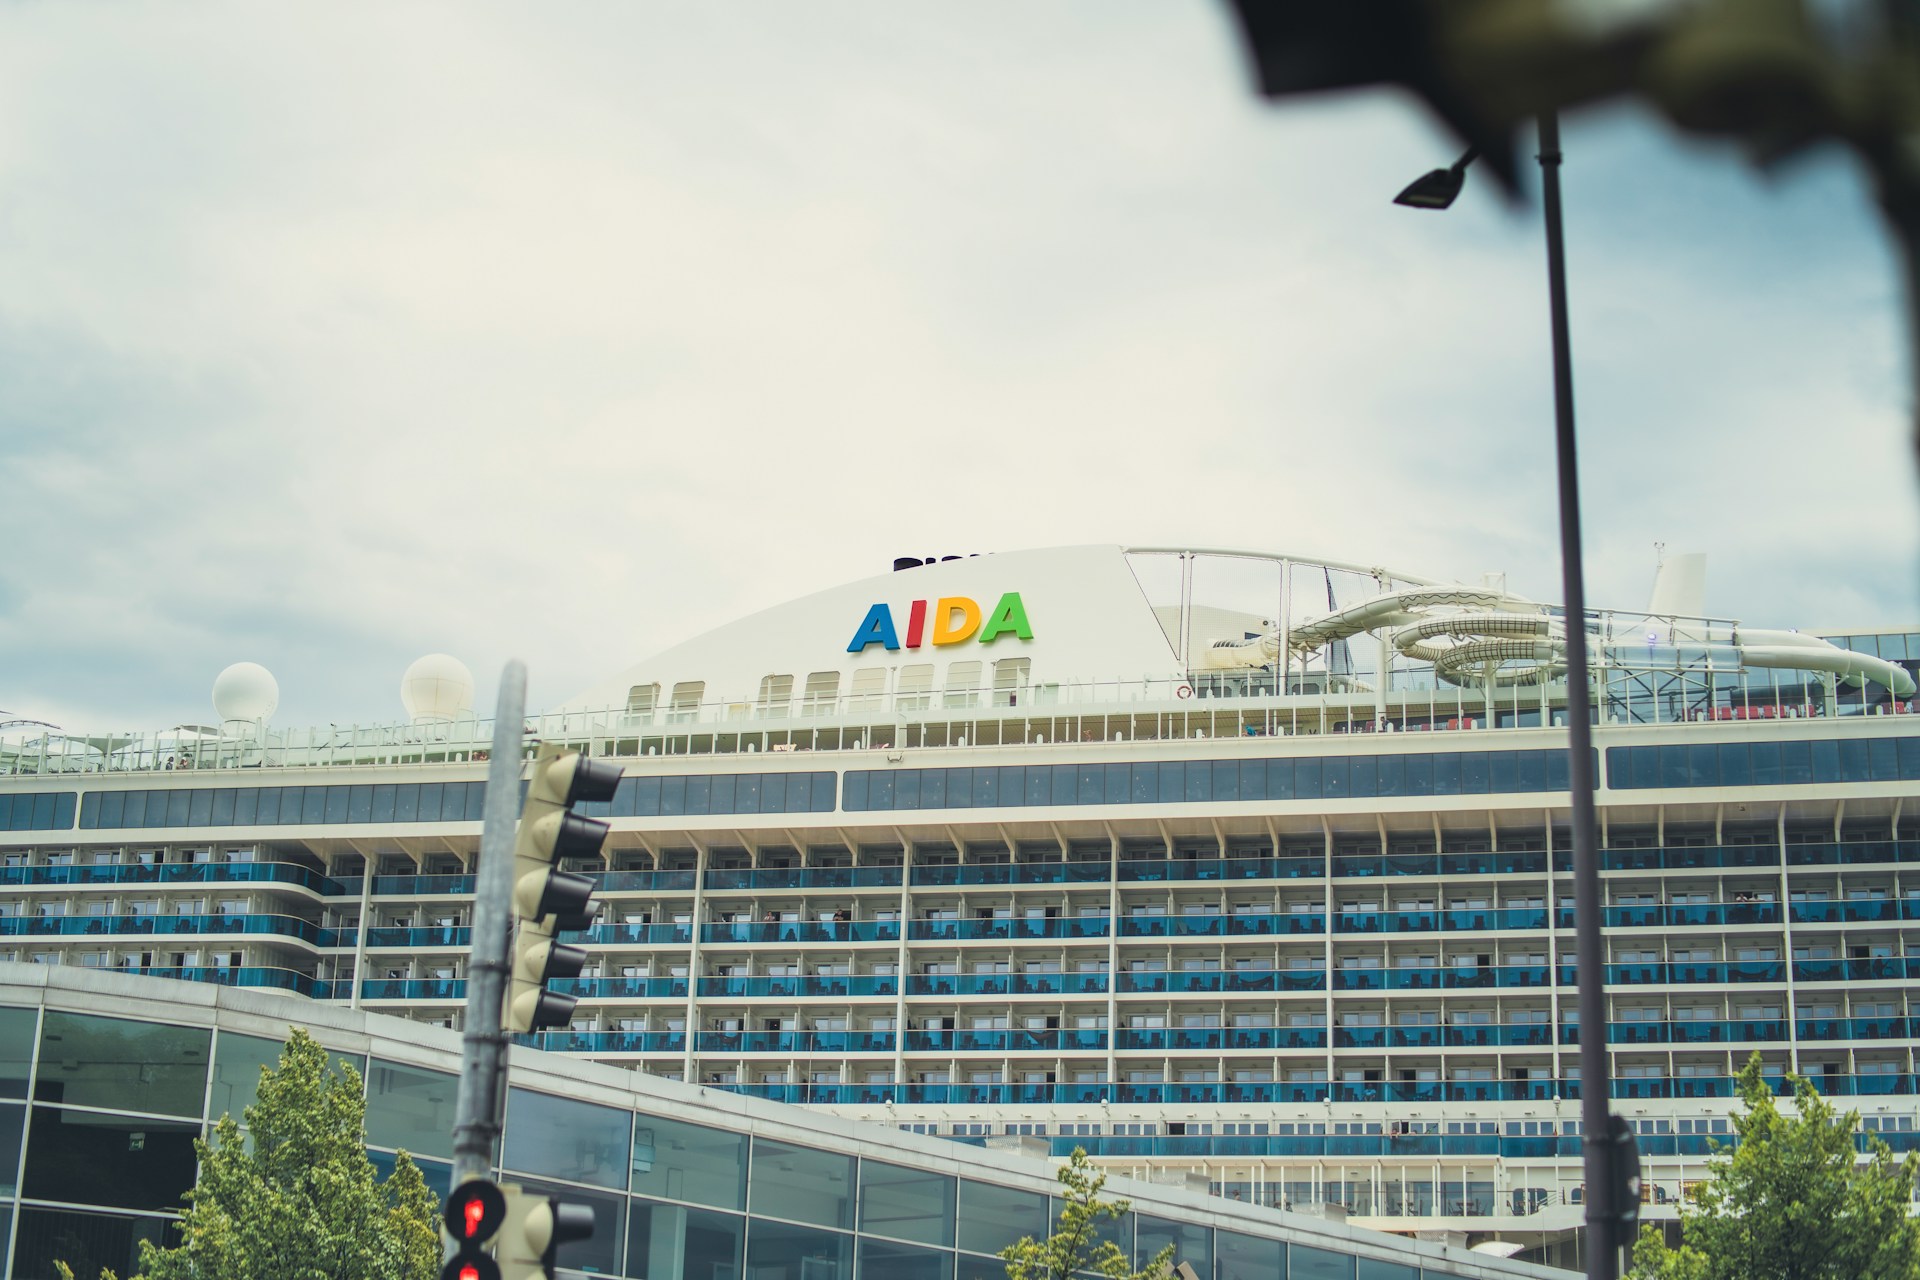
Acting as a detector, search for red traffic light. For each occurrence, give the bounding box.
[445,1178,508,1243]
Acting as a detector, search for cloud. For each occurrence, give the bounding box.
[0,2,1911,731]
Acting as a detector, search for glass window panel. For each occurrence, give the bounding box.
[744,1220,851,1280]
[1294,759,1321,798]
[858,1237,953,1280]
[1357,1259,1419,1280]
[22,1105,198,1210]
[1320,756,1348,798]
[1025,767,1050,806]
[1136,1214,1210,1273]
[956,1257,1006,1280]
[393,785,418,822]
[1779,741,1813,784]
[1810,739,1840,782]
[1212,761,1238,802]
[1215,1228,1284,1280]
[209,1031,283,1123]
[96,790,126,829]
[631,1115,747,1210]
[0,1006,36,1099]
[1838,739,1872,783]
[122,790,149,828]
[1402,754,1432,796]
[787,774,813,811]
[364,1060,457,1160]
[248,789,275,825]
[1717,744,1751,786]
[503,1088,631,1191]
[508,1175,625,1275]
[628,1198,744,1280]
[956,1179,1050,1256]
[1290,1244,1355,1280]
[34,1013,209,1117]
[12,1207,176,1280]
[0,1102,22,1196]
[677,774,707,815]
[748,1137,855,1229]
[1869,737,1899,782]
[210,789,237,825]
[859,1160,955,1246]
[1429,755,1457,795]
[842,772,869,812]
[1347,757,1376,798]
[187,790,214,827]
[1375,755,1404,797]
[1751,742,1782,784]
[631,776,661,816]
[812,774,836,812]
[1459,751,1490,793]
[165,790,191,826]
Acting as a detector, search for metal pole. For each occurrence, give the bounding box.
[451,659,528,1187]
[1538,113,1619,1280]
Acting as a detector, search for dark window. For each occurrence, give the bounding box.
[859,1160,955,1246]
[23,1106,198,1209]
[628,1199,743,1280]
[364,1060,457,1160]
[955,1179,1048,1256]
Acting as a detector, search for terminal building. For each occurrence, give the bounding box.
[3,544,1917,1269]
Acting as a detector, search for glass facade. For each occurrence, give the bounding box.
[1,794,77,833]
[0,982,1537,1280]
[844,750,1581,812]
[1608,736,1920,789]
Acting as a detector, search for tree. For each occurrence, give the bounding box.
[78,1027,441,1280]
[1629,1053,1920,1280]
[1001,1147,1175,1280]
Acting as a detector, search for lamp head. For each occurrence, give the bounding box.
[1394,165,1466,209]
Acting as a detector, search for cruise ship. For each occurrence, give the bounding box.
[3,543,1916,1270]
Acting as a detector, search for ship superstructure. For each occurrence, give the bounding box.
[3,544,1915,1266]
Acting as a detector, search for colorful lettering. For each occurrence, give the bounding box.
[846,603,901,653]
[979,592,1033,644]
[849,593,1031,653]
[931,597,981,646]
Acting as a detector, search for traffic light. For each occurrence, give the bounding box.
[497,1186,598,1280]
[507,744,623,1034]
[441,1177,508,1280]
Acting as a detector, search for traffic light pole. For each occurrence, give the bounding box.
[452,659,528,1188]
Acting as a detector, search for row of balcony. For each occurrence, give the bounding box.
[0,862,337,892]
[0,912,332,945]
[350,961,1920,1002]
[701,1075,1920,1107]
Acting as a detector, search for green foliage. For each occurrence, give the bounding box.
[129,1027,441,1280]
[1000,1148,1175,1280]
[1628,1053,1920,1280]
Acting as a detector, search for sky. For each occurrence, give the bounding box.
[2,2,1914,734]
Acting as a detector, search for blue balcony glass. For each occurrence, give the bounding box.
[1446,1081,1505,1103]
[0,861,342,893]
[1610,1022,1667,1044]
[560,976,687,999]
[537,1030,685,1053]
[1843,900,1900,923]
[1669,1020,1727,1043]
[1795,959,1846,982]
[1606,905,1662,928]
[1496,965,1552,988]
[1385,853,1440,876]
[1440,967,1496,989]
[1726,961,1785,982]
[360,978,465,1000]
[1018,972,1106,995]
[1850,1016,1908,1039]
[1730,1020,1787,1041]
[1791,901,1844,923]
[1720,902,1782,926]
[370,873,475,896]
[1332,969,1385,991]
[1333,912,1382,934]
[1444,1026,1501,1048]
[1390,1027,1443,1049]
[1331,854,1384,878]
[1387,910,1438,933]
[1607,963,1664,985]
[1334,1025,1387,1048]
[2,912,336,946]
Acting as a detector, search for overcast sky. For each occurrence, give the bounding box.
[2,2,1914,734]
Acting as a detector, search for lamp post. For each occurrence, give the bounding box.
[1396,114,1631,1280]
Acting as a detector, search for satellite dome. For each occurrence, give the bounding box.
[402,654,475,724]
[212,662,279,727]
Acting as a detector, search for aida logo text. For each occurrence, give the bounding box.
[846,593,1033,653]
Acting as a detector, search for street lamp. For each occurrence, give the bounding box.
[1393,146,1478,210]
[1395,115,1635,1280]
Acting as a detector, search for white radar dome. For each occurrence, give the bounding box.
[212,662,279,725]
[402,654,475,724]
